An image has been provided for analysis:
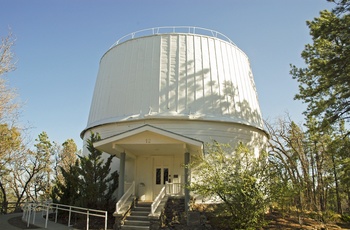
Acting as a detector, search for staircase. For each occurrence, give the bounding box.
[121,202,151,230]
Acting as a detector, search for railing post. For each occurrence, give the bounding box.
[104,211,108,230]
[27,203,31,227]
[86,210,90,230]
[55,204,58,223]
[45,204,49,228]
[165,181,168,195]
[68,206,72,227]
[32,204,36,225]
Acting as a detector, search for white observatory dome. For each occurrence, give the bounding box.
[86,27,263,130]
[82,27,267,155]
[81,27,268,203]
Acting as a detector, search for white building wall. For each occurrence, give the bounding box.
[85,33,264,134]
[83,119,267,154]
[82,30,268,201]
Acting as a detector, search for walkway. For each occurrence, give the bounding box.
[0,212,75,230]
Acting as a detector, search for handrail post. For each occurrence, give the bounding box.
[104,211,108,230]
[68,206,72,227]
[45,204,49,228]
[55,204,58,223]
[27,203,31,227]
[86,210,89,230]
[32,204,36,225]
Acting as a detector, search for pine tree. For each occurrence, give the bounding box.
[77,132,118,211]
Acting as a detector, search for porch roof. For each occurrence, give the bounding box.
[93,125,204,158]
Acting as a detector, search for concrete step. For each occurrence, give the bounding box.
[134,206,151,212]
[136,202,152,207]
[124,219,150,226]
[121,202,151,230]
[127,215,149,221]
[130,210,149,216]
[121,225,150,230]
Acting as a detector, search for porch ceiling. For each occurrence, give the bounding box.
[93,125,203,158]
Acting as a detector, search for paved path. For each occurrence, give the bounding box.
[0,212,75,230]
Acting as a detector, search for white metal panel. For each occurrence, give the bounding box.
[178,35,187,113]
[83,119,268,156]
[85,32,265,134]
[207,37,221,115]
[186,35,195,110]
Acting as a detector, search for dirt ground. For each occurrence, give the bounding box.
[263,212,350,230]
[7,212,350,230]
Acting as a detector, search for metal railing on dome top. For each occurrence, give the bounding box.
[110,26,236,48]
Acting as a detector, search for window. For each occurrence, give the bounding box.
[156,168,161,185]
[163,168,169,184]
[155,168,169,184]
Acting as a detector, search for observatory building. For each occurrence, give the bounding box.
[81,27,268,211]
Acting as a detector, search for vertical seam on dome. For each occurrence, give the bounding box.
[223,42,231,115]
[227,44,237,116]
[185,35,188,114]
[176,34,180,113]
[213,39,221,116]
[193,35,196,104]
[206,37,214,111]
[200,36,205,102]
[167,34,170,110]
[233,47,242,115]
[221,42,229,115]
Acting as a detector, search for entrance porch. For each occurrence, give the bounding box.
[93,125,203,217]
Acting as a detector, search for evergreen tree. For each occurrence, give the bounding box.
[33,132,53,200]
[51,160,80,206]
[291,3,350,131]
[77,132,118,211]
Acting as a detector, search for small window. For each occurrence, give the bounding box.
[163,168,169,184]
[156,168,161,184]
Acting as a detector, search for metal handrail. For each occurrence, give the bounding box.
[151,186,166,214]
[22,201,108,230]
[110,26,236,48]
[116,181,135,213]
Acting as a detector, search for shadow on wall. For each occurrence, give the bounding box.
[158,59,263,128]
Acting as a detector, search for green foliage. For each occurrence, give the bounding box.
[291,6,350,130]
[51,161,80,206]
[190,141,268,229]
[51,133,118,212]
[0,124,21,171]
[341,213,350,223]
[33,132,54,200]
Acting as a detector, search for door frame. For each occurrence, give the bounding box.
[152,156,173,200]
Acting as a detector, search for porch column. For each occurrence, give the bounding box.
[118,151,126,200]
[184,152,190,224]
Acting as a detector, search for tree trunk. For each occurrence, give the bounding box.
[0,180,8,214]
[331,154,342,214]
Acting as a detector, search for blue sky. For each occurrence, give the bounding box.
[1,0,334,148]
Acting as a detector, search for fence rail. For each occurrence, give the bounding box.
[116,181,135,213]
[110,26,236,48]
[166,182,184,195]
[22,201,108,230]
[151,186,166,214]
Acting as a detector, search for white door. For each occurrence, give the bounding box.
[153,156,172,200]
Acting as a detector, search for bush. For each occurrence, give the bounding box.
[341,213,350,223]
[190,141,268,229]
